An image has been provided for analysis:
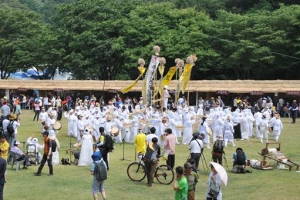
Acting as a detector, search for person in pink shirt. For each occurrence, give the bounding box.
[33,101,40,121]
[164,128,176,169]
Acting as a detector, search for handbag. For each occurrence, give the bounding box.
[208,180,220,199]
[208,188,219,199]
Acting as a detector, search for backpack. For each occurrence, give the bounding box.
[94,160,107,181]
[7,121,15,135]
[145,143,158,162]
[213,140,223,153]
[104,135,114,152]
[236,150,246,165]
[51,139,57,152]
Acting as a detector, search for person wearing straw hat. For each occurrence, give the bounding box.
[7,114,20,148]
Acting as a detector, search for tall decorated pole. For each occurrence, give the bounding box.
[121,58,146,94]
[174,58,184,105]
[180,55,197,105]
[142,46,160,106]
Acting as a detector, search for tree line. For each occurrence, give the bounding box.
[0,0,299,80]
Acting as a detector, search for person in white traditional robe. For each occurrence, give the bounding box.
[222,118,235,147]
[158,116,169,146]
[129,114,139,143]
[27,136,44,162]
[254,110,262,138]
[212,114,224,142]
[48,130,60,165]
[162,86,170,109]
[240,110,250,140]
[182,111,194,145]
[197,104,204,116]
[92,114,101,141]
[175,108,183,138]
[64,109,76,137]
[77,114,85,142]
[78,128,93,166]
[39,107,48,132]
[120,106,131,143]
[271,113,283,141]
[148,113,162,144]
[168,111,179,144]
[258,114,269,143]
[198,117,211,148]
[247,110,255,138]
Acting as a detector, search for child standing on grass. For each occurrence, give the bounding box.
[90,151,107,200]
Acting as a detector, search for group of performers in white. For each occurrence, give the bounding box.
[64,99,283,147]
[29,97,283,166]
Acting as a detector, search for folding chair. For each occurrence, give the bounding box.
[9,151,25,171]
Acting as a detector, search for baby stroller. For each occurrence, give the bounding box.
[26,144,40,165]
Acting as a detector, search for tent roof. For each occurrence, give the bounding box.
[0,79,298,93]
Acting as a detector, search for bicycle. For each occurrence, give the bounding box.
[127,154,174,185]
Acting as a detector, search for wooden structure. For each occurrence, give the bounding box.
[1,79,300,93]
[258,142,300,171]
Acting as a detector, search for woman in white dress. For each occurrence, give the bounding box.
[78,129,93,166]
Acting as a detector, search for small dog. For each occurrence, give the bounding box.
[61,158,71,165]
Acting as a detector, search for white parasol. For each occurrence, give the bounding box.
[210,162,228,186]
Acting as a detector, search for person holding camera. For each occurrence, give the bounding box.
[189,132,203,171]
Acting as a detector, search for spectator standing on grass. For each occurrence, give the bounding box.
[0,156,6,200]
[33,101,40,121]
[289,100,298,124]
[34,131,53,176]
[90,151,107,200]
[164,128,176,169]
[0,101,10,118]
[174,166,188,200]
[144,137,161,187]
[184,162,199,200]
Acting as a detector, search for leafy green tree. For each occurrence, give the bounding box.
[0,7,44,79]
[122,2,217,80]
[208,5,300,79]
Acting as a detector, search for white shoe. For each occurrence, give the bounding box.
[241,139,244,141]
[207,147,211,149]
[233,144,236,147]
[224,146,228,148]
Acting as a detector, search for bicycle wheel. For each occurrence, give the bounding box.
[127,162,146,182]
[155,164,174,185]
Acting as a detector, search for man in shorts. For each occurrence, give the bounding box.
[90,151,107,200]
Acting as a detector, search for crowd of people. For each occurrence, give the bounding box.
[0,91,295,200]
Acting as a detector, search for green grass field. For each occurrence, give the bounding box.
[4,110,300,200]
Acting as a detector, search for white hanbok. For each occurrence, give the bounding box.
[272,118,283,141]
[182,113,194,145]
[78,133,93,166]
